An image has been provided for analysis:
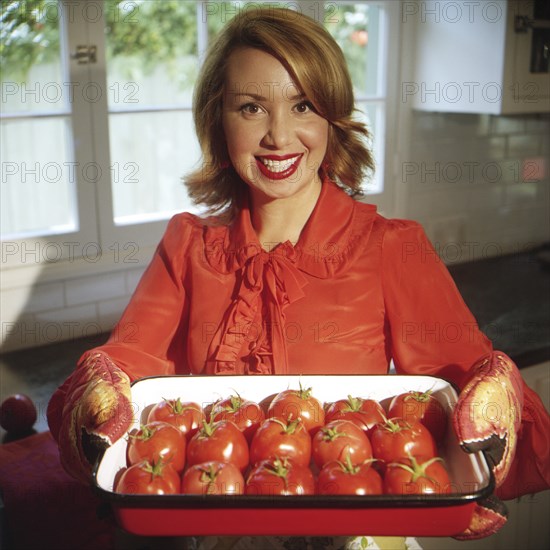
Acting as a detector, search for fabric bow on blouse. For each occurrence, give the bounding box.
[202,180,375,375]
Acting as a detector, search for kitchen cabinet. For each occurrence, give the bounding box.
[406,0,550,114]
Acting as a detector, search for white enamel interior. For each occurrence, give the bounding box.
[95,374,491,497]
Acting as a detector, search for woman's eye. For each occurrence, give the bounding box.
[240,103,261,114]
[295,101,314,113]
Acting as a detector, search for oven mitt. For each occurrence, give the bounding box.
[47,352,133,484]
[452,351,524,540]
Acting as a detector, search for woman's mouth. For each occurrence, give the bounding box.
[255,154,303,180]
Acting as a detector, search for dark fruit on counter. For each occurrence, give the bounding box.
[0,394,37,433]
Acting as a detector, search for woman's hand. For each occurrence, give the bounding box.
[453,351,524,539]
[47,352,133,483]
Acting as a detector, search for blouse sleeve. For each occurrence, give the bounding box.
[381,219,493,387]
[81,213,194,380]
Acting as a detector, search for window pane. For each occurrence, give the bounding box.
[325,3,385,195]
[109,111,200,224]
[356,101,384,194]
[1,0,66,113]
[105,0,201,223]
[325,2,381,98]
[1,117,77,237]
[105,0,199,107]
[1,0,78,238]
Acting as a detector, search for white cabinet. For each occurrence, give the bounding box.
[406,0,550,114]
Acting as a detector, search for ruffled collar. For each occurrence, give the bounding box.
[200,180,378,375]
[203,179,377,279]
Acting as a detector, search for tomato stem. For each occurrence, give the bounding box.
[320,425,348,442]
[382,418,409,433]
[404,390,433,403]
[389,454,445,483]
[128,423,156,441]
[296,381,313,400]
[141,458,169,481]
[200,418,216,437]
[345,395,364,412]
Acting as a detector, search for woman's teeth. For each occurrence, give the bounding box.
[260,156,299,173]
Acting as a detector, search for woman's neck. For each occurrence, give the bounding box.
[250,182,322,251]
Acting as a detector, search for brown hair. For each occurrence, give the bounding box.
[184,7,375,219]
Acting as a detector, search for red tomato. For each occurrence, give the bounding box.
[249,417,311,467]
[181,461,245,495]
[147,399,203,439]
[245,457,315,496]
[0,394,37,434]
[210,394,265,443]
[126,421,186,474]
[317,458,383,495]
[312,419,372,469]
[267,384,325,435]
[384,455,452,495]
[370,418,437,468]
[387,391,447,443]
[325,396,386,436]
[115,459,180,495]
[187,419,249,473]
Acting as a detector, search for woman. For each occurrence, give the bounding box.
[48,7,549,546]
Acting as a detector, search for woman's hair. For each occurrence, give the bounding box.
[184,7,375,219]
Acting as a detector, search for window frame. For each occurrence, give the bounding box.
[1,0,400,277]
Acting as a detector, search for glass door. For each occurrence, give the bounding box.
[1,0,98,264]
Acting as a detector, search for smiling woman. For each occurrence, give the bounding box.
[186,6,374,224]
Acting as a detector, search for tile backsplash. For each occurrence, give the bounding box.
[1,265,147,353]
[402,111,549,265]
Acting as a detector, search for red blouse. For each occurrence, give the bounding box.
[96,179,493,385]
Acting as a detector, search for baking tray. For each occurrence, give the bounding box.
[93,374,493,537]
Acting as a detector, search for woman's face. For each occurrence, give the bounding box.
[222,48,329,205]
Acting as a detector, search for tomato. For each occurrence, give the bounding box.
[249,417,311,467]
[245,457,315,496]
[384,455,452,495]
[187,419,249,473]
[312,419,372,469]
[210,394,265,443]
[181,461,245,495]
[126,421,186,474]
[324,396,386,436]
[0,394,37,434]
[317,456,383,495]
[370,418,437,469]
[267,384,325,435]
[387,391,447,443]
[115,459,180,495]
[147,399,204,440]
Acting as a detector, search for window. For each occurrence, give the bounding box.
[322,1,389,195]
[1,0,397,269]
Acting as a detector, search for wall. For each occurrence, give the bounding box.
[400,111,550,265]
[1,261,148,353]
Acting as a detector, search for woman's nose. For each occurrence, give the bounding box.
[261,111,292,149]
